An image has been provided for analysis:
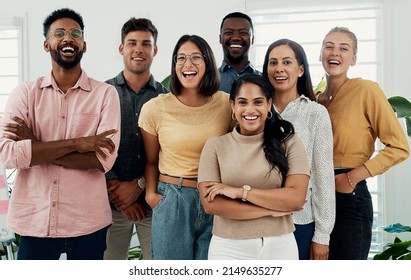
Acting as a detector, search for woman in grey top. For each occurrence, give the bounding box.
[262,39,335,260]
[198,74,309,260]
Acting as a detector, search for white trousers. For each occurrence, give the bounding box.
[208,233,298,260]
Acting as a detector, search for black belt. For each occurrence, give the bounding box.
[334,168,353,175]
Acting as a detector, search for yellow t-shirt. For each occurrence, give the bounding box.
[139,91,233,178]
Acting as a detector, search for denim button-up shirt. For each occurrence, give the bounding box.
[218,61,261,93]
[105,72,168,182]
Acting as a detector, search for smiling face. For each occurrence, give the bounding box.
[175,41,206,91]
[120,30,157,76]
[320,31,357,78]
[266,44,303,95]
[220,17,253,65]
[44,18,86,69]
[231,82,272,136]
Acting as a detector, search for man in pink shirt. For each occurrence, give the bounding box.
[0,8,120,260]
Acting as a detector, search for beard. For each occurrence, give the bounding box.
[226,52,246,64]
[49,48,83,69]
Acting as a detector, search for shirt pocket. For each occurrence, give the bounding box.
[70,112,99,138]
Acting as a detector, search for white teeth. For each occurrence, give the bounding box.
[62,47,74,52]
[275,77,287,81]
[230,44,242,48]
[329,60,340,65]
[183,71,196,75]
[244,115,258,120]
[132,57,144,61]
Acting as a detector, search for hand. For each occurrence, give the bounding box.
[310,242,329,260]
[203,182,242,202]
[335,173,354,193]
[121,201,147,222]
[74,129,117,159]
[2,116,38,141]
[107,179,143,210]
[145,191,163,209]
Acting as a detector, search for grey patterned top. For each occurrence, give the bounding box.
[275,95,335,245]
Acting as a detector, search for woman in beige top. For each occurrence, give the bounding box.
[198,74,310,260]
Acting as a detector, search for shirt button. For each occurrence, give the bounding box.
[52,202,56,207]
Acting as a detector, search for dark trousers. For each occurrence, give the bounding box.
[329,169,373,260]
[294,222,315,260]
[17,226,108,260]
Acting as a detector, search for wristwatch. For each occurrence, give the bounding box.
[138,177,146,190]
[242,185,251,201]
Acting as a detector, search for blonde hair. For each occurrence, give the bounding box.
[323,26,358,55]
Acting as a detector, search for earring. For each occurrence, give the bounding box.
[232,112,236,120]
[267,111,273,119]
[298,73,303,77]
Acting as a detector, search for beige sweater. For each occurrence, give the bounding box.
[198,128,309,239]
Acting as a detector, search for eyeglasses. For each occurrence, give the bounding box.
[47,28,84,40]
[174,53,205,65]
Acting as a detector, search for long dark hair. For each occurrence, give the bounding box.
[170,34,220,96]
[262,38,316,101]
[230,74,294,185]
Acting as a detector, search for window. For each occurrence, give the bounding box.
[0,15,25,192]
[247,0,383,257]
[0,16,24,117]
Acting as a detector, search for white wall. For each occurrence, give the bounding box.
[2,0,410,231]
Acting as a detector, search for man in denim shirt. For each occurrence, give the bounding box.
[104,18,168,260]
[219,12,261,93]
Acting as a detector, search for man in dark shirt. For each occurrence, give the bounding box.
[104,17,168,260]
[219,12,261,93]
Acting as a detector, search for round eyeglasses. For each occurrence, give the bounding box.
[47,28,84,40]
[174,53,205,65]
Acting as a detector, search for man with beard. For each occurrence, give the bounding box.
[104,18,167,260]
[0,8,120,260]
[219,12,261,93]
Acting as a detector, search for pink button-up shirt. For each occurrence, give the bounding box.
[0,71,120,237]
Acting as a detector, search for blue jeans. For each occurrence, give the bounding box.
[17,226,108,260]
[294,222,315,260]
[151,181,212,260]
[329,171,373,260]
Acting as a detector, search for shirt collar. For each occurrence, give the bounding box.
[114,71,158,91]
[41,70,92,92]
[220,60,257,73]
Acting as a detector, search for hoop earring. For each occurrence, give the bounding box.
[232,112,236,120]
[267,111,273,119]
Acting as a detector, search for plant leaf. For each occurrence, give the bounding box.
[161,75,171,90]
[383,223,411,233]
[314,77,326,94]
[388,96,411,118]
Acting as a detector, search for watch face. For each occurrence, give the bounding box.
[138,177,146,189]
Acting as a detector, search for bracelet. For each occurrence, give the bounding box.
[346,172,354,189]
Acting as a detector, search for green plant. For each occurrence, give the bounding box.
[128,245,143,260]
[373,223,411,260]
[388,96,411,137]
[161,75,171,90]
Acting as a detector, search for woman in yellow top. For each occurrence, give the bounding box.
[317,26,410,259]
[139,34,233,259]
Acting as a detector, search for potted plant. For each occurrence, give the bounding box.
[373,223,411,260]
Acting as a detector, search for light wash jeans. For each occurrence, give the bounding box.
[151,181,212,260]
